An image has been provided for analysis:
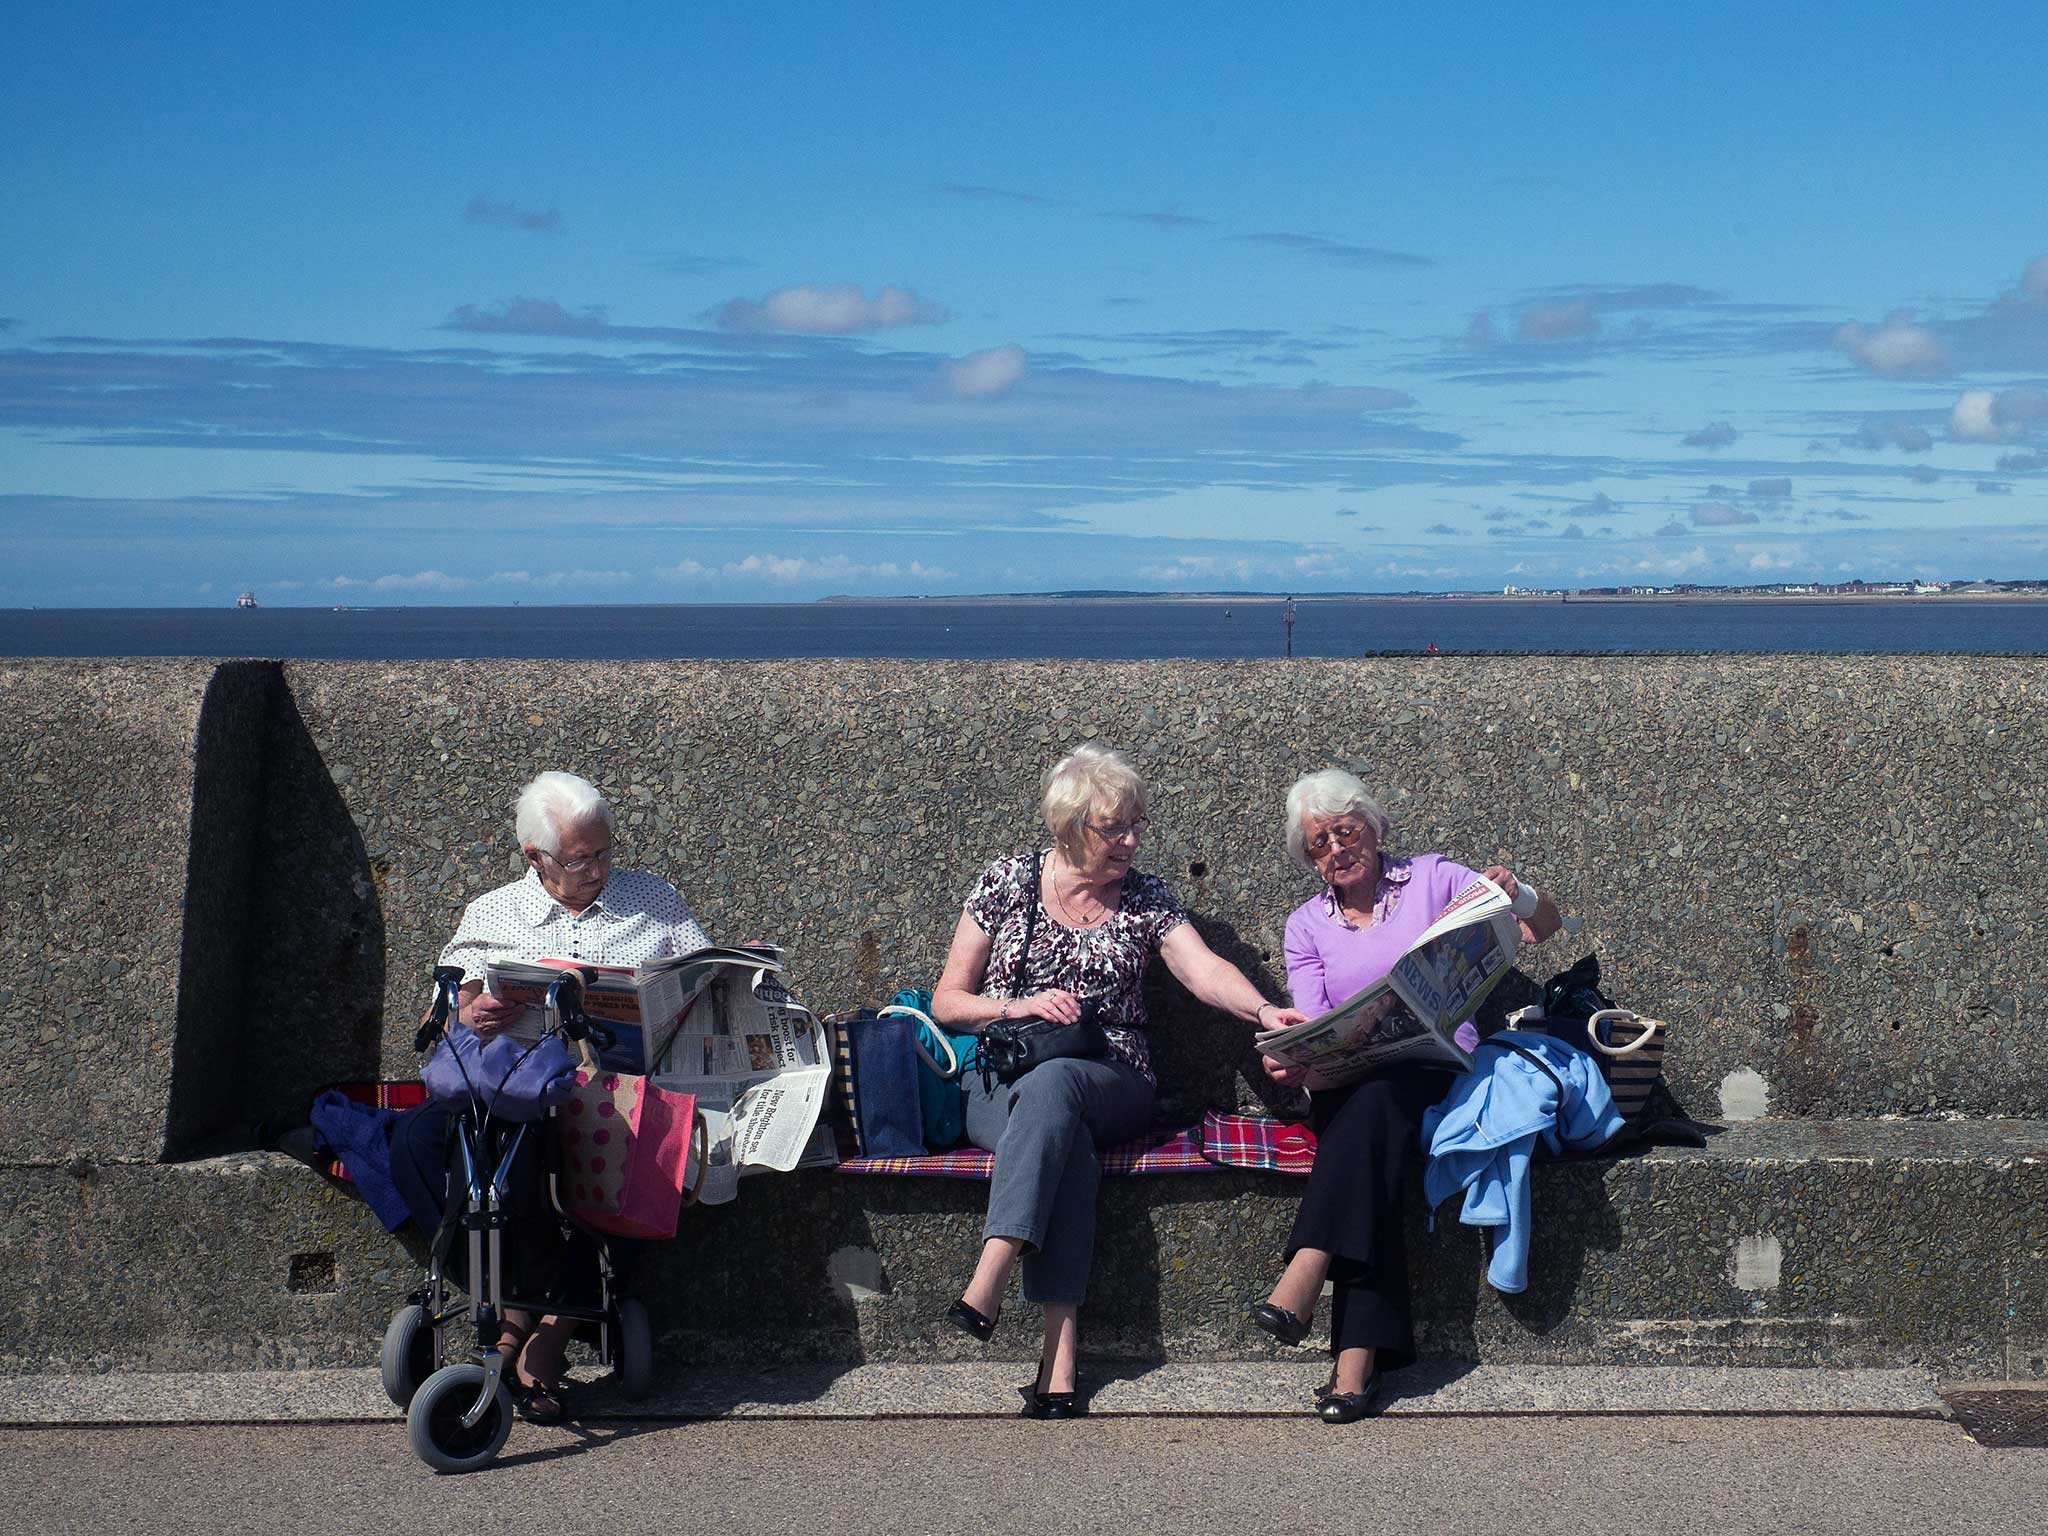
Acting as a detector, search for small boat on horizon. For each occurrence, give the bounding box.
[236,591,259,609]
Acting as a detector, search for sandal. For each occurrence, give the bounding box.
[511,1371,571,1425]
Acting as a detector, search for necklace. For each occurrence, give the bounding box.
[1046,853,1116,928]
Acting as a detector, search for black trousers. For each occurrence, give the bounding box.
[1284,1066,1449,1368]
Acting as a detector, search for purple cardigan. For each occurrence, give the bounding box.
[1283,852,1481,1023]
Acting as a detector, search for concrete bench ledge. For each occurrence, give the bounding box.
[4,1118,2041,1380]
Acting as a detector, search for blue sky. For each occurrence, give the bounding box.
[4,0,2046,605]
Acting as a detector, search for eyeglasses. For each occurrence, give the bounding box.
[1305,822,1369,858]
[539,846,613,875]
[1085,817,1146,843]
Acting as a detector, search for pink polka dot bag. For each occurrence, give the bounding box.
[556,1068,705,1239]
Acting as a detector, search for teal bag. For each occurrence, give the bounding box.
[883,987,976,1151]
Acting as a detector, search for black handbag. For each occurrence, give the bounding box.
[976,851,1108,1090]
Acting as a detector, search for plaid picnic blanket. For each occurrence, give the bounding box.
[834,1123,1214,1179]
[1199,1110,1318,1176]
[308,1080,428,1182]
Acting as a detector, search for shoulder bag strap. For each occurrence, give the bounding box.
[1478,1031,1567,1100]
[1012,850,1041,996]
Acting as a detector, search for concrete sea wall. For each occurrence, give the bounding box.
[2,656,2043,1375]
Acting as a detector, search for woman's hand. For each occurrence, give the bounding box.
[1257,1004,1310,1031]
[1482,863,1561,944]
[1261,1053,1310,1089]
[1017,988,1085,1024]
[464,991,523,1038]
[1482,864,1520,903]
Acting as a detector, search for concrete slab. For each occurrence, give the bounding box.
[0,1362,1950,1426]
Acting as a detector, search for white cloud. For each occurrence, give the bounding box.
[1951,389,2014,442]
[668,553,958,586]
[324,569,470,591]
[945,343,1028,399]
[713,283,950,334]
[1833,317,1949,377]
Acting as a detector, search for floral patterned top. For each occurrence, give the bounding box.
[963,851,1190,1081]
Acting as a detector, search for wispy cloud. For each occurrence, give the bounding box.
[1518,300,1599,342]
[1844,418,1934,452]
[463,197,561,232]
[710,283,952,334]
[945,343,1028,399]
[1228,232,1433,270]
[1683,421,1738,449]
[1692,501,1759,526]
[1748,477,1793,500]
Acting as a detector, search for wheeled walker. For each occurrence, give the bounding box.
[382,965,654,1472]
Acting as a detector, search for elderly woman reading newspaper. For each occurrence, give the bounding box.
[1250,768,1560,1423]
[390,770,712,1425]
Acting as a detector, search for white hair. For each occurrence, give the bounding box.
[1283,767,1392,873]
[513,771,613,854]
[1040,741,1146,849]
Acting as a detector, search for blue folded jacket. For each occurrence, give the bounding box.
[1421,1033,1623,1294]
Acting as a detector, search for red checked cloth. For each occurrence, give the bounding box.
[835,1124,1214,1179]
[312,1081,428,1181]
[1199,1110,1318,1175]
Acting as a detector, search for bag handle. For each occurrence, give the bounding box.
[679,1109,710,1209]
[879,1003,959,1081]
[1584,1009,1665,1057]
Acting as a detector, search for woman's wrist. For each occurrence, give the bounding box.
[1253,1000,1276,1026]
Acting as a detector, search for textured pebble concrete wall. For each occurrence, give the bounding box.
[3,656,2043,1377]
[3,656,2043,1165]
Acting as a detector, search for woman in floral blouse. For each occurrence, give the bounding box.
[931,742,1305,1417]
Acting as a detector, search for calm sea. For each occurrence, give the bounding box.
[0,599,2042,659]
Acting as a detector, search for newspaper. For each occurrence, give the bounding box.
[649,965,835,1205]
[485,944,785,1075]
[1255,876,1522,1088]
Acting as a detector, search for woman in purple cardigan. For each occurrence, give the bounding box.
[1250,768,1561,1422]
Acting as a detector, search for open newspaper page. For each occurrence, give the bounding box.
[651,965,834,1205]
[485,944,783,1072]
[1254,876,1522,1089]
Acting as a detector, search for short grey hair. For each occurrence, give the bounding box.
[1284,767,1391,873]
[1040,742,1146,849]
[513,771,614,854]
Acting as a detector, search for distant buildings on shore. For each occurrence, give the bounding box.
[1502,578,2043,599]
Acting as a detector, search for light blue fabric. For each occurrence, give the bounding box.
[1421,1033,1624,1294]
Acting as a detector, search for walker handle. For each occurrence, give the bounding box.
[414,965,468,1053]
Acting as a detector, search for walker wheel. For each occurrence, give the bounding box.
[406,1363,514,1474]
[615,1296,653,1401]
[379,1303,436,1409]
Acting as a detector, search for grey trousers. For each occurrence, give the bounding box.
[963,1056,1155,1306]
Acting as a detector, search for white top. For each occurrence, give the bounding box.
[438,867,711,984]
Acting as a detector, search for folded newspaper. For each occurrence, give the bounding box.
[486,945,836,1204]
[1255,876,1522,1087]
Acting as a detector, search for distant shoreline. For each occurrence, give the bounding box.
[819,590,2048,606]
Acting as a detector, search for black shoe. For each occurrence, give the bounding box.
[946,1299,998,1342]
[1018,1382,1087,1419]
[1314,1372,1382,1424]
[1249,1300,1311,1347]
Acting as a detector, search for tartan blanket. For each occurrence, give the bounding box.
[1198,1110,1318,1176]
[308,1080,428,1182]
[835,1123,1214,1179]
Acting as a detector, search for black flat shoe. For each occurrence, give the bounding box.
[1249,1300,1312,1347]
[946,1299,999,1342]
[1314,1372,1381,1424]
[1018,1383,1086,1419]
